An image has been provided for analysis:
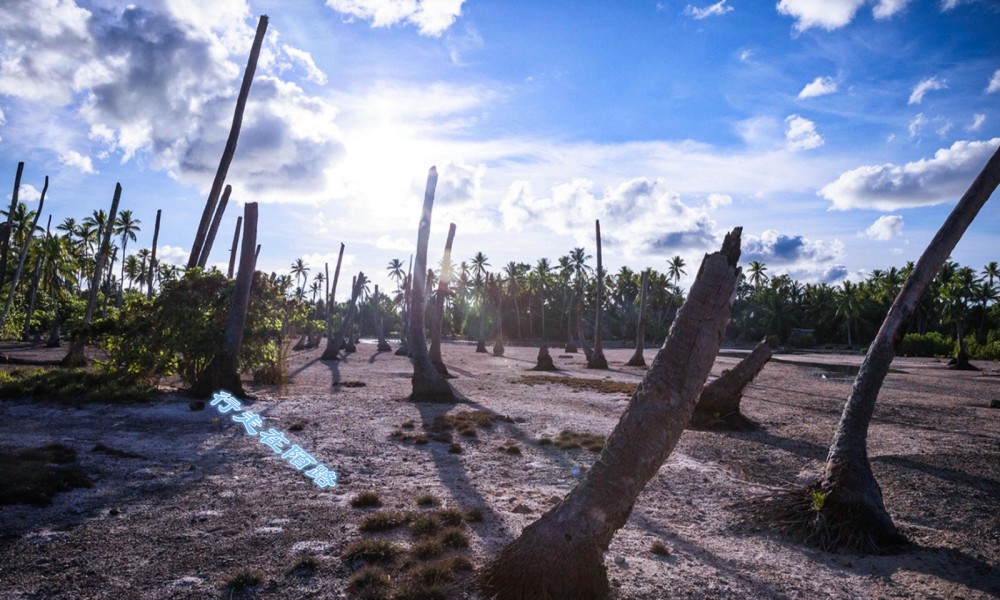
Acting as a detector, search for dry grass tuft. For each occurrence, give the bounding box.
[553,429,606,452]
[517,374,636,396]
[351,491,383,508]
[359,510,410,533]
[342,539,403,564]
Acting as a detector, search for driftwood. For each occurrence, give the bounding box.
[625,269,650,367]
[690,339,771,430]
[478,228,742,599]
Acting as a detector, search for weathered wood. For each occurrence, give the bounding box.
[691,338,771,430]
[323,272,362,360]
[587,219,608,369]
[0,161,23,285]
[625,269,650,367]
[227,216,242,278]
[479,228,742,598]
[197,184,231,268]
[1,175,46,328]
[147,209,161,299]
[375,284,391,351]
[430,223,456,377]
[321,242,345,356]
[188,16,268,268]
[21,217,48,341]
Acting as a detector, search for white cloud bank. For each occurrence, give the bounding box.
[908,76,947,105]
[777,0,911,30]
[987,69,1000,94]
[785,115,824,150]
[683,1,734,20]
[325,0,465,37]
[820,138,1000,210]
[864,215,904,240]
[798,76,837,99]
[743,229,846,283]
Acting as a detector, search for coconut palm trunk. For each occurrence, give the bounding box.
[587,219,608,369]
[476,282,488,353]
[430,223,456,376]
[21,253,43,341]
[625,269,650,367]
[196,184,231,268]
[147,209,161,299]
[564,289,577,353]
[1,176,46,328]
[320,243,346,359]
[227,216,242,279]
[375,284,391,351]
[691,337,771,430]
[408,167,456,402]
[479,228,742,598]
[0,161,23,285]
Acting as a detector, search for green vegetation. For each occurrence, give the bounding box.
[416,494,439,507]
[348,566,392,599]
[223,568,264,593]
[552,429,606,452]
[518,374,635,396]
[0,443,93,506]
[0,368,155,405]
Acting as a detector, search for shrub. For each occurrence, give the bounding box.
[351,491,383,508]
[898,331,953,357]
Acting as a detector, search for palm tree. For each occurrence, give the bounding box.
[309,280,321,303]
[748,260,769,289]
[470,251,491,352]
[290,258,309,291]
[503,261,526,339]
[531,258,553,339]
[114,209,141,303]
[313,271,326,302]
[387,258,405,293]
[982,261,999,292]
[835,280,860,346]
[123,254,141,291]
[667,255,686,285]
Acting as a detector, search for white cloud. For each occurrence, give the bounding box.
[864,215,904,240]
[743,229,845,283]
[967,113,986,132]
[374,235,413,252]
[707,193,732,209]
[155,244,190,266]
[940,0,970,9]
[280,45,328,85]
[739,48,753,61]
[776,0,865,31]
[798,76,838,99]
[325,0,465,37]
[15,183,42,202]
[0,107,5,125]
[987,69,1000,94]
[59,150,96,174]
[908,113,927,138]
[873,0,911,19]
[785,115,824,151]
[820,138,1000,210]
[683,1,734,19]
[908,76,947,105]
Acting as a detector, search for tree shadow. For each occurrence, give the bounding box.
[873,454,1000,493]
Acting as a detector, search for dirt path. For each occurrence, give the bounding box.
[1,342,998,598]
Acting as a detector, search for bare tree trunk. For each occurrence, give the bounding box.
[757,143,1000,554]
[197,184,231,268]
[576,300,591,361]
[691,338,771,430]
[21,253,43,341]
[321,242,345,357]
[564,289,577,353]
[227,216,242,279]
[588,219,609,369]
[479,228,742,598]
[492,286,505,357]
[323,272,361,360]
[476,286,488,353]
[147,209,161,299]
[63,183,122,367]
[324,261,330,312]
[430,223,456,377]
[192,202,258,397]
[626,269,650,367]
[408,167,456,402]
[396,272,413,356]
[188,16,267,269]
[531,343,557,371]
[0,161,23,286]
[1,175,46,328]
[375,284,391,351]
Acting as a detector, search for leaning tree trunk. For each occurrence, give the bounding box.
[691,338,771,430]
[758,142,1000,554]
[188,16,267,269]
[430,223,456,377]
[227,216,242,279]
[408,167,456,402]
[324,272,361,360]
[0,161,23,286]
[626,269,650,367]
[63,183,122,367]
[320,243,346,359]
[197,184,231,268]
[191,202,258,398]
[1,175,46,328]
[147,209,161,299]
[587,219,609,369]
[479,228,742,599]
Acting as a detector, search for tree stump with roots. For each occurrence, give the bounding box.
[530,344,557,371]
[476,340,488,353]
[492,340,505,357]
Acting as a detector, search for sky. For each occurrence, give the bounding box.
[1,0,998,298]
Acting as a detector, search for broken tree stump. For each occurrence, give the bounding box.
[690,339,772,431]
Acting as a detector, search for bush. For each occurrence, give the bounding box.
[964,334,1000,361]
[898,331,953,357]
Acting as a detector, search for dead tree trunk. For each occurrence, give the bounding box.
[395,272,412,356]
[626,270,650,367]
[197,184,231,268]
[323,272,362,360]
[227,216,242,278]
[63,183,122,367]
[344,275,359,353]
[756,143,1000,554]
[1,175,46,328]
[491,277,505,357]
[147,209,161,299]
[564,290,577,353]
[476,284,488,353]
[531,343,557,371]
[479,228,742,599]
[191,202,258,397]
[691,338,771,430]
[0,161,23,286]
[430,223,456,377]
[320,243,346,359]
[587,219,609,369]
[21,253,43,341]
[408,167,456,402]
[375,284,391,351]
[187,15,267,269]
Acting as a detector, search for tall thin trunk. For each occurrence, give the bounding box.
[492,290,505,357]
[476,284,488,353]
[320,243,346,360]
[147,209,161,299]
[588,219,608,369]
[192,202,259,397]
[63,183,122,366]
[188,16,268,268]
[197,184,231,268]
[1,175,46,328]
[539,284,546,341]
[479,228,742,598]
[376,284,391,351]
[227,216,242,279]
[430,223,456,376]
[408,167,455,402]
[564,288,577,353]
[626,270,650,367]
[0,161,23,285]
[324,271,361,360]
[21,252,43,342]
[324,262,330,313]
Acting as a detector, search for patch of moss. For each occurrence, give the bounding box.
[0,443,93,507]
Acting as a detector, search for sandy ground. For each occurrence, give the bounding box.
[0,340,998,599]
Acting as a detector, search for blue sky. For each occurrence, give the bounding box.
[1,0,998,297]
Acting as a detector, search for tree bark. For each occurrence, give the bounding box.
[323,271,360,360]
[227,216,242,279]
[192,202,258,397]
[587,219,608,369]
[1,175,46,328]
[197,184,231,268]
[396,271,412,356]
[147,209,161,299]
[408,167,456,402]
[476,286,488,353]
[625,270,650,367]
[531,343,557,371]
[430,223,456,377]
[375,284,391,351]
[20,253,43,341]
[479,228,742,599]
[792,141,1000,553]
[564,290,577,353]
[492,283,505,357]
[691,338,771,430]
[0,161,23,285]
[320,242,346,358]
[63,183,122,367]
[187,15,267,269]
